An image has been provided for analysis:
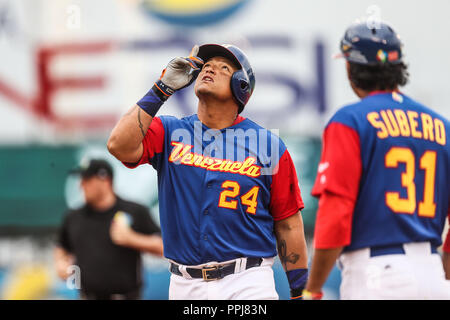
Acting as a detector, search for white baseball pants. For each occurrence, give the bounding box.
[338,242,450,299]
[168,257,279,300]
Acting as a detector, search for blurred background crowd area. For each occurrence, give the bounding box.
[0,0,449,300]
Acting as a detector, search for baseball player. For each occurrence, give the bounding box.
[303,21,450,300]
[107,44,309,299]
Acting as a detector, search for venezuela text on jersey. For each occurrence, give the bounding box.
[168,141,262,178]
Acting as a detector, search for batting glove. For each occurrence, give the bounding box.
[137,46,204,117]
[155,45,204,98]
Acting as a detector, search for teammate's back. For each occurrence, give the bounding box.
[329,91,450,252]
[305,20,450,300]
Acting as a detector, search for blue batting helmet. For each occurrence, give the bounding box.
[339,21,403,65]
[197,44,255,113]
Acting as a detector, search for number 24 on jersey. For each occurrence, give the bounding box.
[218,181,260,215]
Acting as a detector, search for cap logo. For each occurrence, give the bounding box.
[388,50,399,62]
[376,49,387,63]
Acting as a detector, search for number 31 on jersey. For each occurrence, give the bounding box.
[385,147,437,218]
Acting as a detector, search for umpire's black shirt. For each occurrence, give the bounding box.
[58,196,160,295]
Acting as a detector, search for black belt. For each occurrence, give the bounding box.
[170,257,263,281]
[370,243,438,257]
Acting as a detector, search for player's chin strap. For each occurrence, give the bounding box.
[286,268,309,300]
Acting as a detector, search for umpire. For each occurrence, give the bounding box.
[54,159,163,300]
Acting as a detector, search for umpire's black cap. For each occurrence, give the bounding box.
[70,158,114,179]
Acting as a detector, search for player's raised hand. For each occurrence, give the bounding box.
[133,46,204,118]
[159,45,204,92]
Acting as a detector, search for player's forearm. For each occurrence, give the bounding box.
[306,247,343,293]
[107,105,152,163]
[443,252,450,280]
[274,212,308,270]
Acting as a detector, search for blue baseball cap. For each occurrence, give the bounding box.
[336,21,403,65]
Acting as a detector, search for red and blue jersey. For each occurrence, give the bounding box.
[124,114,304,265]
[312,92,450,252]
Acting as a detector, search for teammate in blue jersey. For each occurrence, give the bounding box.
[303,21,450,300]
[107,44,309,299]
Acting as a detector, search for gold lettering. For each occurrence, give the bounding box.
[169,142,192,162]
[209,159,223,171]
[239,157,256,175]
[193,154,203,166]
[394,109,411,137]
[434,119,446,146]
[230,162,243,173]
[380,110,400,137]
[168,142,262,178]
[246,166,261,177]
[421,113,434,142]
[367,112,388,139]
[180,153,194,165]
[407,111,422,138]
[200,157,214,168]
[222,161,233,172]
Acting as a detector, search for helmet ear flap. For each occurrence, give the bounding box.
[230,70,250,113]
[240,79,249,90]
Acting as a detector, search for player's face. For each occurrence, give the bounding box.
[194,56,237,101]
